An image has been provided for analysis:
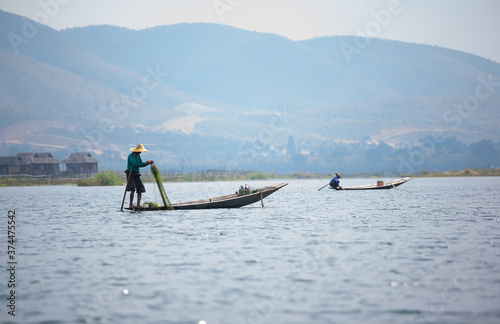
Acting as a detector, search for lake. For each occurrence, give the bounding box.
[1,177,499,324]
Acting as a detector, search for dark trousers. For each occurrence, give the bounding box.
[125,170,145,193]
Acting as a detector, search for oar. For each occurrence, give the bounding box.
[120,169,133,211]
[318,183,330,191]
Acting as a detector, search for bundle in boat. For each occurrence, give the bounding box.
[151,164,173,210]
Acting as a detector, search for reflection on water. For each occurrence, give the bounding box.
[1,177,499,323]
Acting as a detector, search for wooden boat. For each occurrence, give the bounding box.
[332,177,412,190]
[126,183,288,211]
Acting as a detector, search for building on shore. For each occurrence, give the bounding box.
[0,152,61,176]
[62,152,100,176]
[0,152,100,177]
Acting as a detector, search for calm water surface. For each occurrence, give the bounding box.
[1,177,499,324]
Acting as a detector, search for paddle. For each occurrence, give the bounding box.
[120,169,133,211]
[317,183,330,191]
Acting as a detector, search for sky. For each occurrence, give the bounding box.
[1,0,499,63]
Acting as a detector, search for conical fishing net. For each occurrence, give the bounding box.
[151,164,173,210]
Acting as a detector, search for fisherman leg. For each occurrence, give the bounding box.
[137,192,142,207]
[135,173,146,207]
[129,191,134,208]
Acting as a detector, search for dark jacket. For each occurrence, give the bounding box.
[127,152,147,172]
[329,176,340,188]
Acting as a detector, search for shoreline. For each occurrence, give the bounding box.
[1,168,499,187]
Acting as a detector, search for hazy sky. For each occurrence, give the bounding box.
[1,0,499,63]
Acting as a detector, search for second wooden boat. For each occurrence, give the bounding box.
[333,177,412,190]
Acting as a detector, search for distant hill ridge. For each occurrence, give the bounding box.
[1,9,499,172]
[62,22,500,105]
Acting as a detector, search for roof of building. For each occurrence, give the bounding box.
[0,156,16,165]
[0,153,61,166]
[15,153,61,165]
[62,152,100,164]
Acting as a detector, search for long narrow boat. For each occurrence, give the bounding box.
[333,177,412,190]
[126,183,288,211]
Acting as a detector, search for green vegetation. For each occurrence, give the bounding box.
[76,170,123,186]
[0,177,74,187]
[144,201,160,208]
[409,168,500,178]
[245,172,277,180]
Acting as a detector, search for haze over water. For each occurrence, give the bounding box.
[1,177,499,323]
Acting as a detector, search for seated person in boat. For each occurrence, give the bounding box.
[329,173,342,189]
[126,144,154,207]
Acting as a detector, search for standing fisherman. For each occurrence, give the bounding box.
[126,144,154,208]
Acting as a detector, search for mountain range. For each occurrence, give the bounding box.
[1,9,499,173]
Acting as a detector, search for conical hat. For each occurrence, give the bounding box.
[130,144,149,152]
